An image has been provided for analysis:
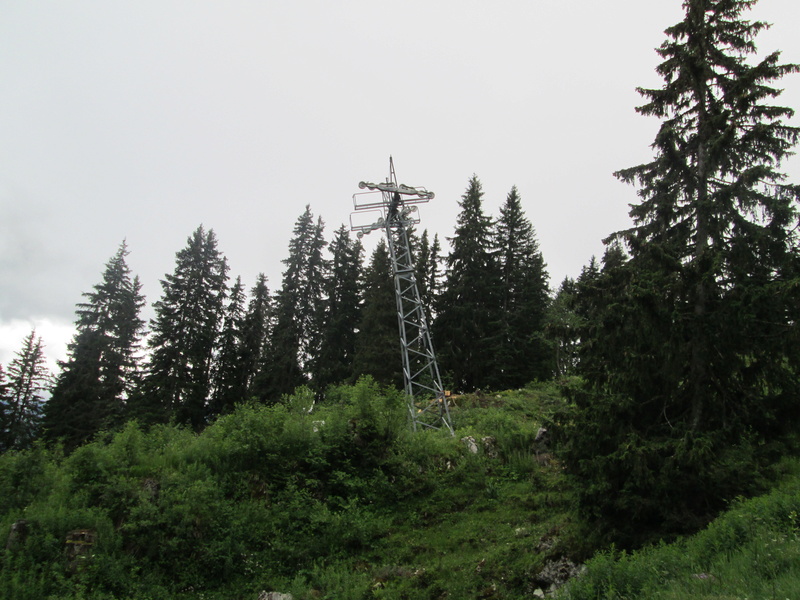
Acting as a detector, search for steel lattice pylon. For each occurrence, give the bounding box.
[351,159,453,434]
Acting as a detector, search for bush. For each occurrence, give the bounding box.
[0,379,576,599]
[559,473,800,600]
[550,380,772,549]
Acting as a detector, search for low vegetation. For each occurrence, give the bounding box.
[3,378,800,599]
[0,379,574,599]
[560,462,800,600]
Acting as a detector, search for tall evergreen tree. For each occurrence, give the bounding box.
[256,206,327,401]
[208,276,247,418]
[544,277,582,378]
[414,230,442,316]
[2,330,51,450]
[0,365,11,451]
[436,175,502,392]
[44,242,146,449]
[303,215,329,374]
[315,224,363,392]
[139,226,228,429]
[492,186,552,388]
[571,246,629,386]
[352,239,401,387]
[559,0,800,545]
[241,274,272,398]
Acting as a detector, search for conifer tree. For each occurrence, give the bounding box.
[256,207,327,401]
[139,226,228,429]
[0,365,11,451]
[492,186,552,388]
[430,234,442,306]
[559,0,800,544]
[44,242,146,449]
[241,274,272,398]
[2,330,51,450]
[436,175,502,392]
[315,225,363,392]
[208,276,246,417]
[352,239,401,387]
[303,215,329,373]
[544,277,582,378]
[414,230,442,317]
[571,247,629,386]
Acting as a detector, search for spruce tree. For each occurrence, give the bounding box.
[414,230,442,316]
[241,274,272,398]
[559,0,800,545]
[140,226,228,429]
[2,330,51,450]
[0,365,11,451]
[352,239,401,387]
[436,175,502,392]
[208,276,247,418]
[315,224,363,392]
[256,206,327,401]
[303,215,329,376]
[44,242,146,449]
[571,247,629,387]
[492,186,552,388]
[544,277,582,378]
[613,0,800,435]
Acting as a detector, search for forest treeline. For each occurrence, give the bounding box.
[0,175,552,451]
[2,0,800,550]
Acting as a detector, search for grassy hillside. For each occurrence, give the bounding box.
[0,378,574,599]
[3,378,799,599]
[560,460,800,599]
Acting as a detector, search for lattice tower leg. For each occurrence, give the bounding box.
[384,214,453,434]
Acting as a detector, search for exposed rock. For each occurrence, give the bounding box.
[514,526,531,538]
[535,556,583,589]
[534,427,549,446]
[373,565,415,582]
[257,592,293,600]
[535,534,556,553]
[461,436,479,454]
[142,477,160,501]
[535,526,561,555]
[6,519,28,551]
[460,435,499,458]
[481,436,499,458]
[65,529,96,574]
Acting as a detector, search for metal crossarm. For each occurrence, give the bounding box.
[351,158,453,434]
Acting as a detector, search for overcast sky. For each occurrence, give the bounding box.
[2,0,799,370]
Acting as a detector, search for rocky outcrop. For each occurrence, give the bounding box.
[460,435,499,457]
[257,592,293,600]
[6,520,28,551]
[461,435,479,454]
[66,529,96,574]
[532,557,585,597]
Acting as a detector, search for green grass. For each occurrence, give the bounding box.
[3,379,799,599]
[0,380,574,599]
[559,460,800,600]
